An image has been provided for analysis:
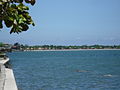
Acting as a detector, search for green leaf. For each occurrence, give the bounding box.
[18,3,29,10]
[25,0,30,3]
[31,0,36,5]
[10,27,14,34]
[25,0,36,5]
[18,15,27,24]
[11,4,16,8]
[14,0,23,3]
[0,0,35,34]
[4,19,13,28]
[32,22,35,26]
[20,23,29,31]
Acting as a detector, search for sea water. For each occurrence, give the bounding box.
[7,50,120,90]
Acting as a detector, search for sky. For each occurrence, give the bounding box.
[0,0,120,45]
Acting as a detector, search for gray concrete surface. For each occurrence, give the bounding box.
[4,68,18,90]
[0,57,18,90]
[0,64,5,90]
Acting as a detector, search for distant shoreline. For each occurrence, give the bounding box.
[23,49,120,52]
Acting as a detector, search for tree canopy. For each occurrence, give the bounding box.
[0,0,35,34]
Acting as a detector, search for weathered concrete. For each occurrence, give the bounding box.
[4,68,18,90]
[0,57,18,90]
[0,58,9,65]
[0,64,5,90]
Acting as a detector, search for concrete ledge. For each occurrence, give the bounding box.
[0,58,9,65]
[0,64,5,90]
[4,68,18,90]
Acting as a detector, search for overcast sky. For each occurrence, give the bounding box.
[0,0,120,45]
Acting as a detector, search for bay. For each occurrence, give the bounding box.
[7,50,120,90]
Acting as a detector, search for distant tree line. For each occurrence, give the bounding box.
[22,44,120,50]
[0,42,120,52]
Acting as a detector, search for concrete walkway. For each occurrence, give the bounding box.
[4,68,18,90]
[0,57,18,90]
[0,59,9,65]
[0,65,5,90]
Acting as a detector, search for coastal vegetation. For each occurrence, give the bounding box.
[22,44,120,50]
[0,42,120,52]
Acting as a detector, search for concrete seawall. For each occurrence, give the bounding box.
[4,68,18,90]
[0,64,5,90]
[0,58,18,90]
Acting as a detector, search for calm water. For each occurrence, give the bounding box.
[7,50,120,90]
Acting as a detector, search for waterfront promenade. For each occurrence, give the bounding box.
[0,64,5,90]
[4,68,18,90]
[0,57,18,90]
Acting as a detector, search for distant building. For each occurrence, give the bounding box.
[0,43,12,52]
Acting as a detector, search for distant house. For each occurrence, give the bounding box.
[0,43,12,52]
[11,43,24,51]
[11,46,17,49]
[4,44,12,49]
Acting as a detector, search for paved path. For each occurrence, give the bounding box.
[0,65,5,90]
[0,58,18,90]
[4,68,18,90]
[0,59,9,65]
